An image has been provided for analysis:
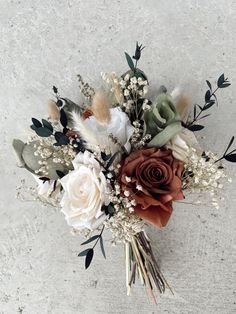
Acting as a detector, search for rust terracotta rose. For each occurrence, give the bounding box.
[119,148,184,228]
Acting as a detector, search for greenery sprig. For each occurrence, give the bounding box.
[124,42,147,80]
[78,226,106,269]
[31,108,69,146]
[215,136,236,163]
[186,74,231,131]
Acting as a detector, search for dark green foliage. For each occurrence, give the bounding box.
[56,170,65,178]
[125,52,135,71]
[35,127,53,137]
[187,74,231,129]
[85,249,94,269]
[81,235,100,245]
[215,136,236,163]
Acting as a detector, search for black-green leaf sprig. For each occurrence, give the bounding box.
[186,74,231,130]
[215,136,236,163]
[31,118,53,137]
[78,226,106,269]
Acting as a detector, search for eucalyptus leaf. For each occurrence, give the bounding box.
[219,82,231,88]
[81,235,100,246]
[12,139,26,167]
[32,118,42,128]
[188,124,205,131]
[203,101,215,110]
[217,73,225,87]
[224,136,234,155]
[54,132,69,145]
[39,177,50,181]
[30,125,38,131]
[60,108,67,127]
[100,237,106,259]
[225,154,236,162]
[205,90,211,102]
[125,52,135,71]
[42,119,53,132]
[35,127,53,137]
[78,248,91,257]
[206,80,212,91]
[85,249,94,269]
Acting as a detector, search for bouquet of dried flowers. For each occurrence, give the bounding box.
[13,43,235,304]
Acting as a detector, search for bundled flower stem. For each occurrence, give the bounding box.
[126,231,170,303]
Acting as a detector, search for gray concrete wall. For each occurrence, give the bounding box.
[0,1,236,313]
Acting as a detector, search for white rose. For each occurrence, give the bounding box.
[166,128,202,161]
[60,151,108,230]
[84,107,134,152]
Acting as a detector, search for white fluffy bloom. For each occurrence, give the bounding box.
[60,151,108,230]
[166,128,202,161]
[84,107,134,152]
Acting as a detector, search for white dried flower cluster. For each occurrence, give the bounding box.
[104,180,144,244]
[101,72,124,104]
[32,136,76,176]
[183,148,228,209]
[130,120,143,147]
[101,71,120,85]
[129,120,151,149]
[119,74,149,113]
[77,74,95,99]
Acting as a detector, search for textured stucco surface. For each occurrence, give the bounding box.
[0,1,236,313]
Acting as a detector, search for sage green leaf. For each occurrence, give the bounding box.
[147,122,182,147]
[12,139,25,167]
[21,141,41,172]
[45,159,72,180]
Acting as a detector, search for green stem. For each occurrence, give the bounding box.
[188,86,220,126]
[92,225,105,249]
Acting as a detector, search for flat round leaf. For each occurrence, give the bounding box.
[32,118,42,128]
[35,127,53,137]
[42,119,53,132]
